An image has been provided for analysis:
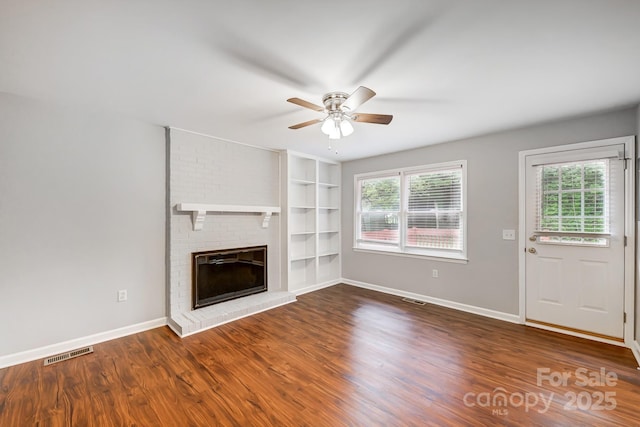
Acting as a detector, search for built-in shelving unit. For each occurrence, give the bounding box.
[282,151,341,292]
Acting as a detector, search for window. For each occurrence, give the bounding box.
[536,159,610,246]
[355,161,467,261]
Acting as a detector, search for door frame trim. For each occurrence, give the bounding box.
[518,136,636,347]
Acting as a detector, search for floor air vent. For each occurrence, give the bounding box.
[402,297,426,306]
[44,346,94,366]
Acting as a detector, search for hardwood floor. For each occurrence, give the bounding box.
[1,284,639,426]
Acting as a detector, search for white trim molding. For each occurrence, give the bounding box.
[292,279,342,296]
[632,340,640,368]
[168,127,281,153]
[0,317,167,369]
[341,278,521,324]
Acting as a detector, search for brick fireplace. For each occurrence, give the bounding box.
[166,128,295,336]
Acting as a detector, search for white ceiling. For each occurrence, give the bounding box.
[1,0,639,160]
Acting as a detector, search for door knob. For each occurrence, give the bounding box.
[529,235,537,242]
[528,247,537,254]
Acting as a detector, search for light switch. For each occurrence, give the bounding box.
[502,229,516,240]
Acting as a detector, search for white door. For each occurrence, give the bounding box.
[525,144,626,339]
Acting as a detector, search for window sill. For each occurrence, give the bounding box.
[353,246,468,264]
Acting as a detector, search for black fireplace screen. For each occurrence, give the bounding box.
[192,245,267,309]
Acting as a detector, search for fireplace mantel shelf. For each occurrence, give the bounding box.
[176,203,281,231]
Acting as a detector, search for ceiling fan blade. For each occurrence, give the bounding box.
[287,98,325,112]
[341,86,376,111]
[374,96,445,105]
[352,113,393,125]
[349,16,432,85]
[288,118,323,129]
[216,28,324,91]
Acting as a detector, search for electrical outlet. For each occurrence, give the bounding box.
[432,269,439,278]
[502,229,516,240]
[117,290,127,302]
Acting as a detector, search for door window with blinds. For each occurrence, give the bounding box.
[535,159,613,246]
[355,160,467,260]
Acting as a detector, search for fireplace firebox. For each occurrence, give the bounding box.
[192,245,267,309]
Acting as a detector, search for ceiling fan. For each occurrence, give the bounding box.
[287,86,393,140]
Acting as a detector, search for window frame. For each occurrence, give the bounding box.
[353,160,468,263]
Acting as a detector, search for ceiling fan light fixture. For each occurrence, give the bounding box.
[321,117,335,135]
[328,121,341,139]
[339,119,354,137]
[287,86,392,147]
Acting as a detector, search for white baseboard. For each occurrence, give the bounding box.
[342,278,521,324]
[631,340,640,368]
[292,279,341,296]
[0,317,167,369]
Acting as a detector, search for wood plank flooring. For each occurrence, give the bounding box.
[1,284,639,426]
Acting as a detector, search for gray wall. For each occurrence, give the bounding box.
[637,105,640,342]
[342,107,638,315]
[0,93,166,357]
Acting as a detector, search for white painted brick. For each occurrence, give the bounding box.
[168,129,284,335]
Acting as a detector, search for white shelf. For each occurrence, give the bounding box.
[291,255,316,261]
[283,151,341,292]
[318,161,340,186]
[177,203,280,231]
[318,252,339,257]
[291,257,315,263]
[318,182,339,188]
[292,178,315,185]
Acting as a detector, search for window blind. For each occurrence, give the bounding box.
[535,159,610,246]
[354,160,467,260]
[405,167,463,250]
